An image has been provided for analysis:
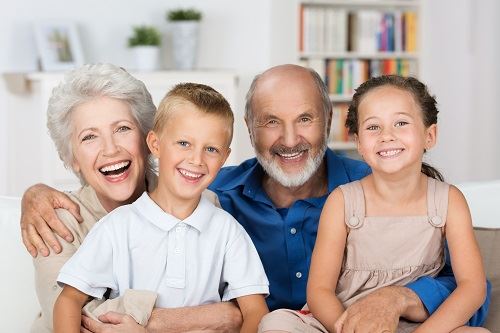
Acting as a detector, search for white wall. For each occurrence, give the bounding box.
[1,0,499,195]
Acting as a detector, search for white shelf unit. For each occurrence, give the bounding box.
[3,70,238,196]
[299,0,421,151]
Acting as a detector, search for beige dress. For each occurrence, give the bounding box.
[259,177,448,333]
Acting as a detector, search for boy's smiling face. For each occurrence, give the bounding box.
[147,102,231,208]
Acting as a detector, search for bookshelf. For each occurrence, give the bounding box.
[298,0,421,152]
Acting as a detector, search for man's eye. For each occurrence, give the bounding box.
[82,134,96,141]
[266,119,279,127]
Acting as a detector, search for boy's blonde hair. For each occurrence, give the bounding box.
[153,83,234,146]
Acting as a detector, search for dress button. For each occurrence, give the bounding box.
[296,272,302,279]
[290,228,297,235]
[348,216,361,227]
[429,216,443,226]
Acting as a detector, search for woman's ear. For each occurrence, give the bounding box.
[425,124,437,150]
[146,131,160,158]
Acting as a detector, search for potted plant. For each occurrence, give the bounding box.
[128,25,161,71]
[167,8,202,70]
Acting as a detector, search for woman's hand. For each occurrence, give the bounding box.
[21,183,82,257]
[81,313,147,333]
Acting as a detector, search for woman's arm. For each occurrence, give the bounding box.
[414,186,487,333]
[21,183,82,256]
[236,294,268,333]
[307,189,348,332]
[54,285,90,333]
[33,209,82,332]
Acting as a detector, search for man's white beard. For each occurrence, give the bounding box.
[256,141,327,188]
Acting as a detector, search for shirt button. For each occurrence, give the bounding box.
[296,272,302,279]
[290,228,297,235]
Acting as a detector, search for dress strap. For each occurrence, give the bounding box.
[426,177,449,227]
[339,181,365,229]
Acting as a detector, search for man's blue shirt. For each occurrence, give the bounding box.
[209,149,370,310]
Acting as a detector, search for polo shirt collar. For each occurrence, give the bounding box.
[133,192,214,233]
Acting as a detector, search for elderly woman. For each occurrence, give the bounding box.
[31,63,240,333]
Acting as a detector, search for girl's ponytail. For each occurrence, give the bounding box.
[421,162,444,181]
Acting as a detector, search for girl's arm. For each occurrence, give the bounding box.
[235,294,269,333]
[54,285,90,333]
[414,186,487,333]
[307,188,348,332]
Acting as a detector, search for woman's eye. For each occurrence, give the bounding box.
[395,121,408,127]
[299,117,312,123]
[117,125,131,132]
[82,134,96,142]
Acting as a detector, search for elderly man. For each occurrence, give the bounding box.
[21,64,487,332]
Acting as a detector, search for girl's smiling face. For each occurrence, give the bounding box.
[356,85,437,177]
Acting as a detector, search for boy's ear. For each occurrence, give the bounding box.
[425,124,437,150]
[146,131,161,158]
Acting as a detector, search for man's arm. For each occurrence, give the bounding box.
[82,302,243,333]
[21,183,82,257]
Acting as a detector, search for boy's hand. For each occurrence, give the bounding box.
[21,183,82,257]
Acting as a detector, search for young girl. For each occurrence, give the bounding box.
[306,75,489,333]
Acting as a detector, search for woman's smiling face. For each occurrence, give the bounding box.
[70,96,147,211]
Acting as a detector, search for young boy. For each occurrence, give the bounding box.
[53,83,269,333]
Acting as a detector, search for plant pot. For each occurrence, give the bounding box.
[132,46,160,71]
[170,21,199,70]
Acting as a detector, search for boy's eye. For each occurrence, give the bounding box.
[82,134,96,142]
[177,140,190,147]
[206,146,220,154]
[395,121,409,127]
[116,125,131,132]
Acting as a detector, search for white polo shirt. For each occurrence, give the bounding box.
[57,192,269,307]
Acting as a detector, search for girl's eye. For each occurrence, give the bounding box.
[366,125,379,131]
[206,146,220,154]
[395,121,408,127]
[117,125,131,132]
[82,134,96,142]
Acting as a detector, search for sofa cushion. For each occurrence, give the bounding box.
[474,227,500,331]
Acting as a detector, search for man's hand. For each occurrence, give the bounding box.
[21,183,82,257]
[334,286,426,333]
[81,313,146,333]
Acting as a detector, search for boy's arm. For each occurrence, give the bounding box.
[235,295,268,333]
[54,285,90,333]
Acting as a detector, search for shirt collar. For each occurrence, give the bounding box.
[133,192,214,233]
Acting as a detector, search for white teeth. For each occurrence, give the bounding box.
[379,149,402,157]
[100,161,130,172]
[179,169,202,179]
[279,151,303,160]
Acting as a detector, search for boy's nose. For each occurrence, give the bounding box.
[188,148,204,166]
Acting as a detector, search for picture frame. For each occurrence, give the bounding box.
[33,21,84,71]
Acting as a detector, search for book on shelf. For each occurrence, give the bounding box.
[299,5,418,54]
[329,103,352,143]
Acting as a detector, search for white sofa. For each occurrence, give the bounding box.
[1,181,499,332]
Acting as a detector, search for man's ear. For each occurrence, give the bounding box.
[146,131,160,158]
[244,116,255,147]
[425,124,437,150]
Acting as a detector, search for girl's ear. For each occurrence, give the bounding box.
[425,124,437,150]
[146,131,161,158]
